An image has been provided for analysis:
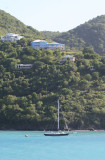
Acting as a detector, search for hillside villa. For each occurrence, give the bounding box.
[31,40,65,50]
[17,64,33,69]
[1,33,23,42]
[60,55,75,63]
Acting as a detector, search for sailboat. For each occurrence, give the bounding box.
[44,100,69,136]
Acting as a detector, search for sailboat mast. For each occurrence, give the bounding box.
[58,99,59,130]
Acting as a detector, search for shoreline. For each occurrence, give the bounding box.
[71,130,105,131]
[0,129,105,131]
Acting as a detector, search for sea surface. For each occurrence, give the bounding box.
[0,131,105,160]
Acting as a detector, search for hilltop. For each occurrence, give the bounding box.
[44,15,105,55]
[0,10,43,39]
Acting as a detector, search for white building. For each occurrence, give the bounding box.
[17,64,33,69]
[60,55,75,63]
[1,33,23,42]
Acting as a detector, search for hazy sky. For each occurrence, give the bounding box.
[1,0,105,32]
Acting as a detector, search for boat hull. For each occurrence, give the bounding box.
[44,133,69,136]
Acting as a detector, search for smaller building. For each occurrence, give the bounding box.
[90,66,95,71]
[17,64,33,69]
[1,33,23,42]
[60,55,75,63]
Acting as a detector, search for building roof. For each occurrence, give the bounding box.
[63,55,73,58]
[47,42,60,44]
[6,33,20,36]
[32,40,47,42]
[17,64,33,66]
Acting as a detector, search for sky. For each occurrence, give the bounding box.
[1,0,105,32]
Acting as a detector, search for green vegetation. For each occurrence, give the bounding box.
[42,31,61,40]
[48,15,105,56]
[0,38,105,130]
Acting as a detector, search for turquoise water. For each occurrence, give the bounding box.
[0,131,105,160]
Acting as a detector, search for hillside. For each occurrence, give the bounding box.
[51,15,105,55]
[41,31,61,40]
[0,10,43,39]
[0,39,105,130]
[1,10,105,130]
